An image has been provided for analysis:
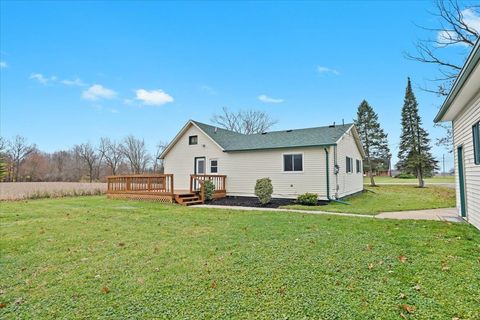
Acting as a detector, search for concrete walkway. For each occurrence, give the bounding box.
[194,204,463,222]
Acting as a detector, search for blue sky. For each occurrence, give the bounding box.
[1,1,477,169]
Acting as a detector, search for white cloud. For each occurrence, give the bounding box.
[437,9,480,46]
[135,89,174,106]
[0,61,7,69]
[317,66,340,75]
[29,73,56,84]
[200,85,217,95]
[82,84,117,100]
[61,77,85,86]
[258,94,284,104]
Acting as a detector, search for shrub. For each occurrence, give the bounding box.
[395,173,416,179]
[254,178,273,205]
[297,193,318,206]
[203,180,215,201]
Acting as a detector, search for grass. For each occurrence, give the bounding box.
[1,197,479,319]
[282,185,456,215]
[364,176,455,184]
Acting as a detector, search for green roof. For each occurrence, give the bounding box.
[192,120,353,152]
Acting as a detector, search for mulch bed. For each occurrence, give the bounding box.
[207,196,327,208]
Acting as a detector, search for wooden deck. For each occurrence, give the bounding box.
[107,174,226,205]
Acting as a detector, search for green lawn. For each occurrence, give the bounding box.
[1,197,479,319]
[364,176,455,184]
[283,185,456,215]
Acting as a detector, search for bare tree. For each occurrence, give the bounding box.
[74,142,100,182]
[99,137,124,176]
[211,107,277,134]
[405,1,479,149]
[120,135,150,174]
[153,141,168,173]
[8,135,36,182]
[51,150,70,180]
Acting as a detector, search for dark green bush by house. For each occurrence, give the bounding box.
[203,180,215,201]
[297,193,318,206]
[254,178,273,205]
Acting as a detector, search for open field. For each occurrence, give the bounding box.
[0,182,107,200]
[1,196,479,319]
[364,176,455,185]
[283,185,456,215]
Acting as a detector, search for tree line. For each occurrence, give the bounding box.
[0,135,167,183]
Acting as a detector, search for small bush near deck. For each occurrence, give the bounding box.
[203,180,215,201]
[254,177,273,205]
[297,193,318,206]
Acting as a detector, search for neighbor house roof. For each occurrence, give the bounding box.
[192,120,355,151]
[434,39,480,122]
[160,119,365,159]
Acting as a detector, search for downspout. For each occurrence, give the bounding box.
[325,147,350,205]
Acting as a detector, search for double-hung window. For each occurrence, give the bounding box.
[346,156,353,173]
[210,159,218,173]
[356,159,361,173]
[473,122,480,165]
[283,154,303,172]
[189,135,198,145]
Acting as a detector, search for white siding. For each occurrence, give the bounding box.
[334,128,364,198]
[452,92,480,229]
[164,123,364,200]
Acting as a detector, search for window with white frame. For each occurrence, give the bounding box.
[210,159,218,173]
[473,122,480,165]
[346,156,353,173]
[283,154,303,172]
[356,159,361,173]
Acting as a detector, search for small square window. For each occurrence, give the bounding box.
[189,135,198,145]
[283,154,303,172]
[210,160,218,173]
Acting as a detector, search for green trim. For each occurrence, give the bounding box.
[457,146,467,218]
[434,40,480,123]
[325,148,330,200]
[225,144,337,153]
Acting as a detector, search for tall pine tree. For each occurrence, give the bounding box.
[397,78,438,187]
[354,100,390,186]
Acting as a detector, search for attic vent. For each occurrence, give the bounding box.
[286,129,293,132]
[261,132,268,135]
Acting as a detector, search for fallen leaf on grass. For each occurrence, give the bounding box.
[211,281,217,289]
[14,298,23,305]
[0,303,6,308]
[413,284,421,291]
[399,293,406,299]
[137,278,145,285]
[367,244,372,251]
[399,255,407,263]
[117,242,125,247]
[401,304,416,314]
[368,263,374,270]
[102,287,110,294]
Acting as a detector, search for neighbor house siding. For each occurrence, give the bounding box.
[452,92,480,229]
[334,128,364,198]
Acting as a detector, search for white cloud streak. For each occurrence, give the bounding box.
[258,94,284,104]
[82,84,117,100]
[29,73,57,84]
[437,9,480,46]
[61,77,86,86]
[0,61,7,69]
[135,89,174,106]
[317,66,340,75]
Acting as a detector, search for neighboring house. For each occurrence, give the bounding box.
[434,40,480,230]
[160,120,365,200]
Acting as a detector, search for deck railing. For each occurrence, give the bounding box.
[189,174,227,199]
[107,174,174,195]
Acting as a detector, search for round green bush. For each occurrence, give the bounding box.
[203,180,215,201]
[254,178,273,205]
[297,193,318,206]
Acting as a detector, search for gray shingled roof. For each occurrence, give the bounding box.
[192,120,353,152]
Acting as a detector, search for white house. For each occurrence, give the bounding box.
[160,120,365,200]
[434,40,480,230]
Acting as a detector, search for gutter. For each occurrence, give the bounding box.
[434,39,480,123]
[324,146,350,205]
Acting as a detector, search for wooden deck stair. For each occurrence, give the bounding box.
[174,192,204,206]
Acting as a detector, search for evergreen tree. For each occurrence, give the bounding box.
[397,78,438,187]
[354,100,390,186]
